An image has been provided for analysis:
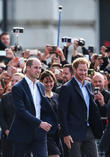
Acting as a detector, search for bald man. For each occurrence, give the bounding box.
[92,72,110,130]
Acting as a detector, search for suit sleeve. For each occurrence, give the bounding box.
[12,86,42,128]
[89,96,103,139]
[58,85,71,137]
[0,97,8,132]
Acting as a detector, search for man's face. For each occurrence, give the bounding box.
[0,34,10,47]
[74,64,88,83]
[63,67,72,83]
[27,60,41,80]
[92,75,104,91]
[97,56,103,65]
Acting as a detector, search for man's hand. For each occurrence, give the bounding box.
[5,48,14,59]
[40,122,52,132]
[64,135,74,149]
[94,92,104,106]
[72,40,78,57]
[100,46,107,57]
[0,71,11,81]
[56,47,65,61]
[5,129,9,136]
[73,40,78,51]
[8,57,19,68]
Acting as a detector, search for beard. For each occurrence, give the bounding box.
[75,73,86,82]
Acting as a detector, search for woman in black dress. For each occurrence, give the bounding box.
[40,70,62,157]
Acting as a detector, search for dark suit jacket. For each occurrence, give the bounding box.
[95,89,110,130]
[41,93,59,135]
[8,78,47,143]
[59,77,103,141]
[99,100,110,152]
[0,92,15,133]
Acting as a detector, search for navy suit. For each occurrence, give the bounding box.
[99,101,110,153]
[7,78,48,157]
[59,77,103,157]
[59,77,102,140]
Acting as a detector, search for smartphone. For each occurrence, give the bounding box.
[88,69,94,76]
[54,69,60,75]
[88,46,94,53]
[94,87,100,94]
[0,51,6,56]
[49,46,57,54]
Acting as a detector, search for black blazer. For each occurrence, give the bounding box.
[41,93,59,135]
[8,78,48,143]
[99,100,110,152]
[59,77,103,141]
[0,92,15,133]
[95,89,110,130]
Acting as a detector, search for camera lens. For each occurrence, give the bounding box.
[78,39,85,46]
[67,38,71,43]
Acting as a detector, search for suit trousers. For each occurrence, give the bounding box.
[12,139,48,157]
[68,127,99,157]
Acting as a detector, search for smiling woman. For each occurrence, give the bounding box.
[40,70,63,157]
[40,70,56,97]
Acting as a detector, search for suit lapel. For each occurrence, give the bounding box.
[71,77,84,101]
[22,78,34,105]
[85,83,94,98]
[36,82,44,97]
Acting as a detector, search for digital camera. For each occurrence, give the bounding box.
[13,27,24,33]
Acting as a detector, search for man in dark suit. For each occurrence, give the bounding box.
[8,58,52,157]
[92,72,110,130]
[59,57,103,157]
[92,72,110,157]
[99,100,110,157]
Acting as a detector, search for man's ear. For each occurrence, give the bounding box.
[26,66,31,71]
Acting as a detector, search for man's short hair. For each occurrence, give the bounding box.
[51,63,62,69]
[72,57,89,69]
[0,32,10,39]
[93,72,104,81]
[63,64,73,75]
[26,58,41,67]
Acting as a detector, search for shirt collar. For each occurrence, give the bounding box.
[74,77,86,88]
[25,75,38,86]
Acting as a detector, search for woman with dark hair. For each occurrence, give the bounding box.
[40,70,63,157]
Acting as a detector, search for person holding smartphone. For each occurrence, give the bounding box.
[92,72,110,131]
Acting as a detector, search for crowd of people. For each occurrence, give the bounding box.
[0,31,110,157]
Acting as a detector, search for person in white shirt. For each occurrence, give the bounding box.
[8,58,52,157]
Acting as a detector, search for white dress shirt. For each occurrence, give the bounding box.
[25,76,41,119]
[74,77,90,125]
